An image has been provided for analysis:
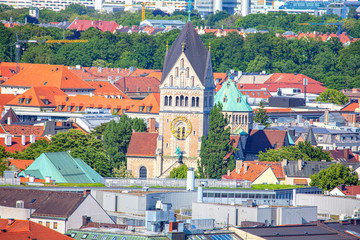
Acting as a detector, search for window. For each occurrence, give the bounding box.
[46,222,50,228]
[208,193,214,197]
[180,58,184,68]
[139,106,144,112]
[19,98,24,104]
[176,96,179,106]
[101,236,108,240]
[81,234,89,239]
[170,76,174,86]
[180,73,184,87]
[242,193,248,198]
[204,97,208,107]
[180,95,184,106]
[53,222,58,229]
[186,67,189,77]
[169,96,172,106]
[191,97,195,107]
[139,166,147,178]
[196,97,199,107]
[214,193,221,198]
[228,193,234,198]
[25,98,31,104]
[146,106,152,112]
[191,76,195,87]
[71,233,77,238]
[249,194,255,198]
[38,221,42,225]
[76,106,82,111]
[193,131,196,135]
[92,235,99,240]
[221,193,227,198]
[165,96,168,106]
[209,96,213,106]
[185,97,188,107]
[235,193,241,198]
[112,237,118,240]
[166,143,169,148]
[175,67,179,77]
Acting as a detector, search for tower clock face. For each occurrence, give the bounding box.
[170,116,192,140]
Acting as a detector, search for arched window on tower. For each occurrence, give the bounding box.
[204,97,208,107]
[139,166,147,178]
[181,58,184,68]
[186,67,189,77]
[180,95,184,106]
[169,96,172,106]
[235,115,238,124]
[164,96,168,106]
[191,97,195,107]
[185,96,188,107]
[176,96,179,106]
[191,76,195,87]
[176,67,179,77]
[245,115,248,123]
[196,97,199,107]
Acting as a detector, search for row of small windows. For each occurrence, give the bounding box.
[228,114,249,124]
[169,75,195,88]
[164,96,200,107]
[38,221,57,229]
[203,192,276,199]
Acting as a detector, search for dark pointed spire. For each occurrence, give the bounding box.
[161,22,210,85]
[305,126,317,146]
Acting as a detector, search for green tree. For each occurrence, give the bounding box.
[348,6,359,20]
[310,163,358,191]
[296,141,331,162]
[198,103,233,179]
[11,138,49,160]
[253,101,271,127]
[316,89,349,105]
[169,164,200,178]
[0,146,9,176]
[246,55,271,73]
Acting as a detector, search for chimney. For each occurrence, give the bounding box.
[45,176,51,183]
[297,159,303,171]
[83,189,91,197]
[5,134,12,146]
[236,160,243,172]
[325,110,329,125]
[148,118,156,133]
[30,135,35,143]
[281,159,288,167]
[29,176,35,182]
[82,215,91,227]
[21,135,26,146]
[227,169,230,176]
[244,162,248,174]
[7,117,11,125]
[344,148,350,160]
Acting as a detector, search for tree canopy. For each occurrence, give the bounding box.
[169,164,199,179]
[316,89,349,105]
[310,163,358,191]
[198,103,234,179]
[253,101,271,127]
[258,141,332,162]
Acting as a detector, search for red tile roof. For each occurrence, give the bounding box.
[70,66,130,80]
[2,64,94,90]
[127,132,158,157]
[0,219,73,240]
[114,76,160,93]
[127,93,160,114]
[336,185,360,196]
[128,69,161,77]
[240,89,272,98]
[0,136,46,153]
[6,87,67,108]
[224,135,240,159]
[265,73,322,85]
[88,81,129,99]
[0,94,16,116]
[341,102,359,112]
[2,124,44,136]
[68,19,119,32]
[54,95,138,114]
[328,149,358,163]
[8,159,34,171]
[225,163,269,182]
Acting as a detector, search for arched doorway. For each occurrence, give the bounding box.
[139,166,147,179]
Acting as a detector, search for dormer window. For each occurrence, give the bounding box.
[146,106,152,112]
[19,98,24,104]
[67,106,73,111]
[137,87,140,92]
[25,98,31,104]
[58,105,63,111]
[139,106,144,112]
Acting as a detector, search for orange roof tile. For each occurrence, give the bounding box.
[227,163,269,182]
[147,71,163,81]
[127,93,160,114]
[8,159,34,171]
[0,136,46,153]
[6,87,67,108]
[0,94,16,116]
[54,95,139,114]
[70,66,130,80]
[128,69,161,77]
[2,64,94,90]
[341,102,359,112]
[127,132,158,157]
[0,219,72,240]
[68,19,119,32]
[2,124,44,136]
[87,81,129,99]
[114,76,160,93]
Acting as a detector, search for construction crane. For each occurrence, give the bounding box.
[12,31,88,73]
[142,2,145,22]
[299,16,343,36]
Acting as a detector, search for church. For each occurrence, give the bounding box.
[126,21,259,178]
